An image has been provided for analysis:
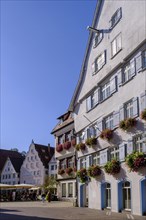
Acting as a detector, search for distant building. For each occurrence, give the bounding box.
[51,111,77,202]
[0,149,25,184]
[20,141,54,186]
[48,154,57,179]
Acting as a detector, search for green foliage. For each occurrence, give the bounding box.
[126,151,146,171]
[88,165,101,177]
[77,168,88,183]
[85,137,97,147]
[100,129,113,141]
[104,159,120,175]
[119,118,136,130]
[75,143,86,151]
[43,175,57,193]
[141,109,146,121]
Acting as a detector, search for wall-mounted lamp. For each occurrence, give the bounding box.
[87,26,100,34]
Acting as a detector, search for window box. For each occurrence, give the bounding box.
[56,144,63,152]
[58,169,65,175]
[100,129,113,141]
[141,109,146,121]
[77,168,88,183]
[125,151,146,172]
[75,143,86,151]
[63,141,71,150]
[88,165,101,178]
[66,167,73,176]
[85,137,97,147]
[104,159,121,175]
[119,118,136,131]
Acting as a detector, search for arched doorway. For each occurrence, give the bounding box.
[141,178,146,215]
[118,180,131,212]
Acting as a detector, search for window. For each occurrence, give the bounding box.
[31,163,34,169]
[142,50,146,68]
[111,33,122,57]
[122,181,131,210]
[93,32,103,48]
[101,82,110,100]
[13,173,15,178]
[134,135,143,152]
[62,183,66,197]
[31,156,33,161]
[65,132,70,142]
[105,183,111,208]
[60,159,66,169]
[92,152,100,165]
[110,146,119,160]
[123,60,135,83]
[125,100,133,118]
[27,157,29,162]
[8,174,11,179]
[110,8,122,29]
[68,157,74,168]
[36,162,39,168]
[86,89,99,111]
[80,157,86,168]
[37,170,40,176]
[104,114,113,130]
[8,167,10,171]
[51,165,54,170]
[58,136,63,144]
[95,52,106,72]
[68,183,73,197]
[87,126,96,138]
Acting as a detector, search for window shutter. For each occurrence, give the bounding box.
[119,143,125,161]
[96,120,103,137]
[119,105,124,121]
[78,158,80,170]
[94,88,99,105]
[110,75,117,94]
[100,149,108,165]
[103,50,106,66]
[87,128,91,139]
[77,136,80,144]
[113,110,120,128]
[86,96,91,112]
[140,91,146,111]
[90,127,96,137]
[130,59,136,77]
[92,62,96,75]
[127,139,133,155]
[86,156,90,168]
[135,52,142,73]
[132,97,139,117]
[89,155,93,166]
[117,69,122,86]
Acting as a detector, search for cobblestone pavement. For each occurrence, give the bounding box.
[0,201,146,220]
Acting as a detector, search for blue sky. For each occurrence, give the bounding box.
[1,0,96,152]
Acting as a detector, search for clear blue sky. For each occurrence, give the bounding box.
[1,0,96,152]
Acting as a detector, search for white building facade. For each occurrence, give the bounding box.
[69,0,146,216]
[20,141,54,186]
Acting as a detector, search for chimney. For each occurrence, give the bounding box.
[48,143,50,153]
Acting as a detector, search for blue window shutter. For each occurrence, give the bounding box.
[132,97,139,117]
[140,91,146,111]
[87,128,91,139]
[136,52,142,73]
[127,139,133,155]
[86,96,91,111]
[119,105,124,121]
[117,69,122,86]
[113,110,120,128]
[110,75,117,94]
[89,155,93,166]
[96,120,103,137]
[130,59,136,77]
[119,143,125,161]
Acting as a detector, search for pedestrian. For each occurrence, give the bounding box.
[46,190,51,203]
[41,193,45,203]
[12,191,16,201]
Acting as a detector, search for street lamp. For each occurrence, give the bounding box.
[87,26,101,34]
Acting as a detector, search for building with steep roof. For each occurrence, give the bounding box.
[0,149,25,184]
[20,141,54,186]
[51,111,77,202]
[69,0,146,216]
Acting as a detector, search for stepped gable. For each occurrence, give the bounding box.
[34,143,54,169]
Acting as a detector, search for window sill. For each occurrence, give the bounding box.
[111,48,122,60]
[92,63,106,76]
[120,75,135,87]
[86,103,99,113]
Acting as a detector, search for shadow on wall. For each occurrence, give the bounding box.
[0,209,64,220]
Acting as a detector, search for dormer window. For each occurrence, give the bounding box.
[93,32,103,48]
[110,8,122,29]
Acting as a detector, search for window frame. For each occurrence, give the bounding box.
[93,31,103,48]
[124,100,133,118]
[95,51,106,72]
[68,182,73,197]
[110,146,120,160]
[104,114,114,130]
[110,7,122,30]
[92,152,100,165]
[62,183,66,197]
[101,81,111,101]
[111,33,122,58]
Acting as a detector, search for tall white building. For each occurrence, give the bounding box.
[69,0,146,216]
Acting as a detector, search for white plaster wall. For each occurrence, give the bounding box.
[58,179,76,201]
[20,143,45,186]
[1,158,19,185]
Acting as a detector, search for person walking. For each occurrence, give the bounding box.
[41,193,45,203]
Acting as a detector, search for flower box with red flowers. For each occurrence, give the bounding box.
[88,165,101,177]
[77,168,88,183]
[119,117,136,131]
[58,169,65,175]
[104,159,121,175]
[56,144,63,152]
[100,129,113,141]
[63,141,71,150]
[126,151,146,172]
[66,167,73,175]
